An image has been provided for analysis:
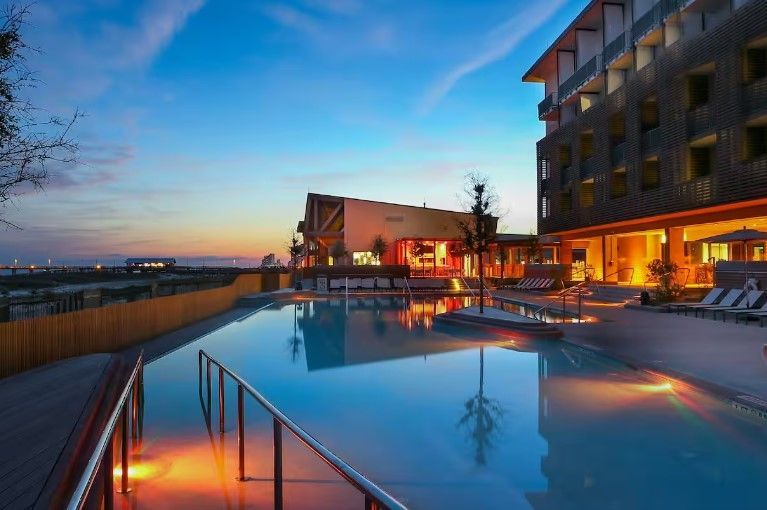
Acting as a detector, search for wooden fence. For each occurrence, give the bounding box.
[0,273,290,378]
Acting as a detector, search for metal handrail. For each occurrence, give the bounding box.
[403,276,413,300]
[533,279,590,321]
[591,267,636,295]
[198,350,407,510]
[459,274,476,298]
[67,353,144,510]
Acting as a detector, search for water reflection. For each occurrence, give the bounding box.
[457,346,504,466]
[134,298,767,510]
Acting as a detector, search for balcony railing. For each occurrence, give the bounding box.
[642,127,661,152]
[744,77,767,115]
[558,54,604,101]
[611,141,626,166]
[604,32,632,66]
[687,105,713,138]
[632,0,686,45]
[538,92,559,120]
[560,166,575,186]
[580,157,597,179]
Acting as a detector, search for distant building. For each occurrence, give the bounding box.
[260,254,284,269]
[125,258,176,269]
[524,0,767,284]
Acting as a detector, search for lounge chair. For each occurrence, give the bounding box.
[669,288,725,314]
[513,278,532,290]
[521,278,540,290]
[741,306,767,327]
[393,278,406,290]
[700,290,761,320]
[329,279,342,291]
[346,278,360,291]
[683,289,743,317]
[360,278,375,290]
[376,277,391,290]
[724,299,767,324]
[537,279,555,291]
[703,290,764,321]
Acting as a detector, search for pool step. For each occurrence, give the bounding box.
[586,284,643,303]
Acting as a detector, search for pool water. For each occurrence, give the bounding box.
[127,297,767,509]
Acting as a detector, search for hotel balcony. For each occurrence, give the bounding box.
[538,92,559,121]
[633,0,686,46]
[580,157,597,180]
[604,32,633,69]
[687,105,714,138]
[611,142,626,166]
[558,55,604,102]
[540,177,550,194]
[642,127,661,153]
[560,166,575,186]
[744,77,767,117]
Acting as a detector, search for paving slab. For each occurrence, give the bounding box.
[496,289,767,404]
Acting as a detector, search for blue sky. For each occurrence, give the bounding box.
[1,0,586,266]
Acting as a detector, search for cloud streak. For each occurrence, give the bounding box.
[419,0,566,115]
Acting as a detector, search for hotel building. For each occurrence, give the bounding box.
[524,0,767,285]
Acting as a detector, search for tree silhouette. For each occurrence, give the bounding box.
[457,346,504,466]
[370,234,389,264]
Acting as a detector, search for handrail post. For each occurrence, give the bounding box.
[118,401,130,493]
[237,384,245,481]
[206,358,212,409]
[562,293,566,323]
[219,367,225,434]
[578,291,582,322]
[273,417,283,510]
[103,439,114,510]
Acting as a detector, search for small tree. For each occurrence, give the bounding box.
[525,231,542,263]
[0,5,80,229]
[411,240,426,275]
[329,239,348,265]
[646,259,683,303]
[285,228,303,285]
[457,172,498,314]
[370,234,389,264]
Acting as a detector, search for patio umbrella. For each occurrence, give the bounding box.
[695,227,767,305]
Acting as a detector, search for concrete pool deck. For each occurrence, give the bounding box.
[495,289,767,411]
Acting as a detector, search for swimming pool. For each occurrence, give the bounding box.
[127,297,767,509]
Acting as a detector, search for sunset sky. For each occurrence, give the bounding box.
[1,0,586,266]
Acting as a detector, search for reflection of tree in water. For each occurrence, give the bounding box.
[458,346,504,466]
[286,304,303,363]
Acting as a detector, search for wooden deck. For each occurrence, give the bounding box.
[0,354,119,510]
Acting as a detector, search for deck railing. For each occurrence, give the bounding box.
[604,31,632,65]
[687,104,713,137]
[558,54,604,101]
[198,350,407,510]
[67,353,144,510]
[611,141,626,166]
[538,92,559,119]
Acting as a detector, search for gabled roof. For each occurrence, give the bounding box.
[305,192,474,217]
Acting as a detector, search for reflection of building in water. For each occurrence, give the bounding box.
[297,298,477,371]
[397,296,473,331]
[525,346,767,509]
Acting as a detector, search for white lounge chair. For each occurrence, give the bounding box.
[513,278,531,290]
[360,278,375,290]
[329,279,342,291]
[376,278,391,290]
[685,289,743,316]
[703,290,763,320]
[669,288,725,314]
[346,278,360,291]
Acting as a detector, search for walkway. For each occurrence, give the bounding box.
[0,354,119,510]
[496,289,767,408]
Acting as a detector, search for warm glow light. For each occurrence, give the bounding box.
[636,381,674,393]
[114,463,159,480]
[660,233,667,244]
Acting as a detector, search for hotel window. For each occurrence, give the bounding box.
[687,74,711,111]
[539,157,550,180]
[745,125,767,160]
[580,179,595,207]
[611,167,627,198]
[560,189,572,212]
[580,131,595,162]
[640,96,659,132]
[688,146,714,179]
[609,112,626,145]
[353,251,380,266]
[541,196,550,218]
[641,158,660,190]
[744,46,767,84]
